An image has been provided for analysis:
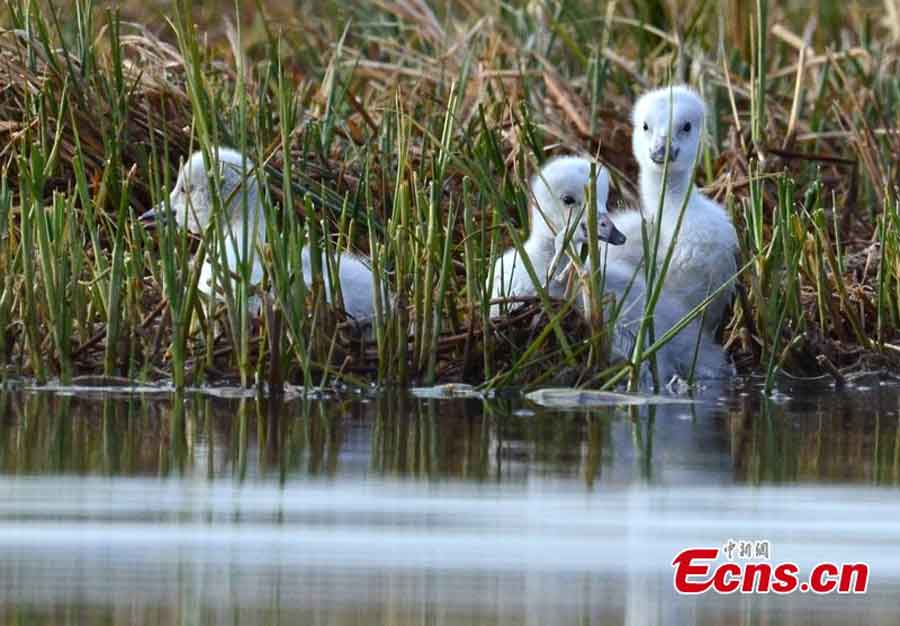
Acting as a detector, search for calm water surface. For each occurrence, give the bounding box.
[1,380,899,625]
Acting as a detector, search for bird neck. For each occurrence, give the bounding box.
[525,213,558,261]
[214,204,266,276]
[640,167,693,221]
[230,214,266,245]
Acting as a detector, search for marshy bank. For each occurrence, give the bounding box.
[0,0,899,392]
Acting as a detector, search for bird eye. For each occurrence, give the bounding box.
[561,194,576,205]
[642,122,649,132]
[682,122,692,133]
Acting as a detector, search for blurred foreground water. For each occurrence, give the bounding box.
[1,380,899,625]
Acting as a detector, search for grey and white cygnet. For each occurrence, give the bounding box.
[604,85,739,332]
[140,148,266,304]
[597,261,732,387]
[490,155,625,317]
[140,147,383,322]
[490,155,729,385]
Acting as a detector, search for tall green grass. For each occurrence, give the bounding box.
[0,0,897,390]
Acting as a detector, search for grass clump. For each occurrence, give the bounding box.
[0,0,898,390]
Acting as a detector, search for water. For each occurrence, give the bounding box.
[1,380,899,625]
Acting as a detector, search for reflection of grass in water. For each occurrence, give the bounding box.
[729,392,900,485]
[1,389,899,484]
[0,0,898,389]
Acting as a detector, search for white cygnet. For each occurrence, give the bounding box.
[490,155,625,317]
[490,155,729,385]
[141,148,266,303]
[597,262,732,386]
[141,147,384,322]
[604,85,739,332]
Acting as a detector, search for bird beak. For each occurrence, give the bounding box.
[650,143,680,165]
[138,202,173,229]
[598,214,626,246]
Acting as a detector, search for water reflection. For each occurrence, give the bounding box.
[1,384,898,486]
[1,384,900,625]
